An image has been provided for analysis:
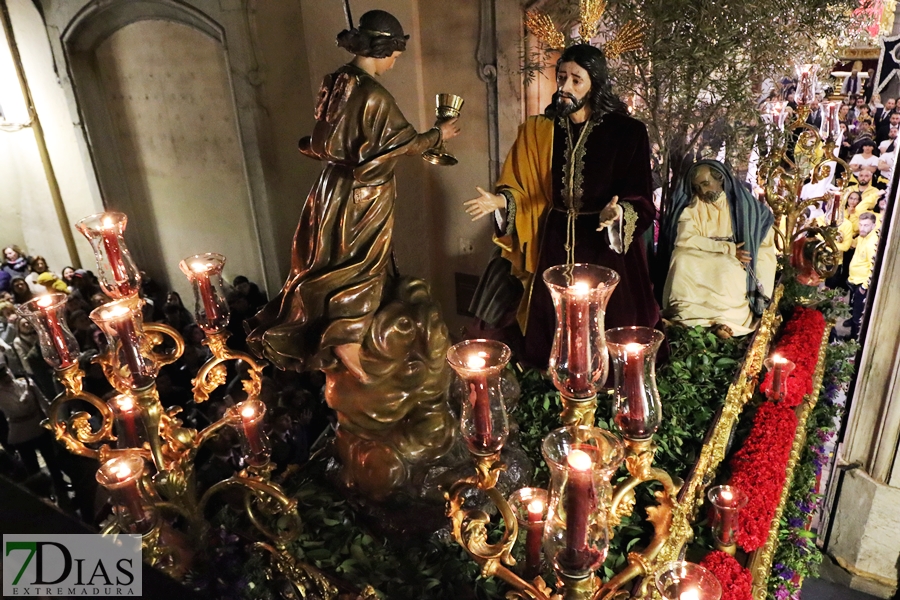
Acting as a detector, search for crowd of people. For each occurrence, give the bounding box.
[760,69,891,341]
[0,245,328,524]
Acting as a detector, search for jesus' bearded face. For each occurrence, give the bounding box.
[555,62,592,117]
[692,165,724,203]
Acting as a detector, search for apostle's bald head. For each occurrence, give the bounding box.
[691,164,725,203]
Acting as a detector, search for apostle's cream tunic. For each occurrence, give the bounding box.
[662,191,777,336]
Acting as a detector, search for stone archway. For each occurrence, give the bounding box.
[61,0,265,295]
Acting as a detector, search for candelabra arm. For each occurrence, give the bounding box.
[192,330,266,403]
[45,364,115,458]
[133,384,167,473]
[597,439,680,599]
[199,468,302,546]
[142,322,185,366]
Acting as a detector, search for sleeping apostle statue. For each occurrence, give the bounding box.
[658,160,777,338]
[464,43,661,368]
[245,10,462,501]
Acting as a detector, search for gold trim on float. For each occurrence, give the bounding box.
[746,321,832,600]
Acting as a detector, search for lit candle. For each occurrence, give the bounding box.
[241,403,265,456]
[679,589,700,600]
[771,354,786,400]
[798,70,811,104]
[102,303,148,388]
[100,216,128,285]
[566,281,591,394]
[108,460,146,524]
[617,342,648,438]
[36,295,73,367]
[190,261,220,325]
[563,449,594,565]
[717,488,737,545]
[113,396,141,448]
[526,498,544,579]
[466,354,492,449]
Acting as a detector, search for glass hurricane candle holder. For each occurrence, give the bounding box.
[509,487,549,580]
[447,339,511,456]
[96,454,151,531]
[542,426,624,578]
[606,326,665,441]
[764,354,795,402]
[75,212,141,299]
[178,253,230,332]
[111,394,144,449]
[16,294,80,369]
[655,561,722,600]
[707,485,748,552]
[543,264,620,400]
[237,398,270,467]
[90,297,156,389]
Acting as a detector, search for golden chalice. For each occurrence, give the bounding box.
[423,93,464,166]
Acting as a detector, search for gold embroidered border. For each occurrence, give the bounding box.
[560,117,598,211]
[652,284,784,569]
[747,321,833,600]
[622,202,638,252]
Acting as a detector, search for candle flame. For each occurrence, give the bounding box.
[101,303,131,320]
[527,499,544,515]
[773,354,787,364]
[625,342,643,355]
[191,262,209,273]
[570,280,590,297]
[110,461,132,479]
[241,405,256,419]
[36,295,54,308]
[721,488,733,502]
[679,589,700,600]
[116,396,135,412]
[567,449,593,471]
[467,355,487,369]
[102,215,115,229]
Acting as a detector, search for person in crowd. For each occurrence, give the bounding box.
[848,168,884,212]
[11,317,39,377]
[877,112,900,143]
[232,275,268,313]
[0,361,69,507]
[24,256,56,295]
[842,63,864,96]
[877,138,896,191]
[850,139,880,175]
[2,245,31,280]
[67,309,100,354]
[874,195,889,232]
[196,427,241,493]
[850,95,867,122]
[863,68,876,103]
[463,43,661,368]
[806,98,822,129]
[660,160,776,338]
[9,277,32,305]
[875,97,896,128]
[161,291,193,333]
[269,406,311,474]
[846,212,879,339]
[0,301,17,347]
[0,271,10,295]
[61,266,76,288]
[36,272,70,295]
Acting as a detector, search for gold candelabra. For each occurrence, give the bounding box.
[16,212,301,581]
[757,64,851,281]
[444,266,711,600]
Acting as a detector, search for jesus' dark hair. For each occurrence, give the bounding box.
[545,44,629,120]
